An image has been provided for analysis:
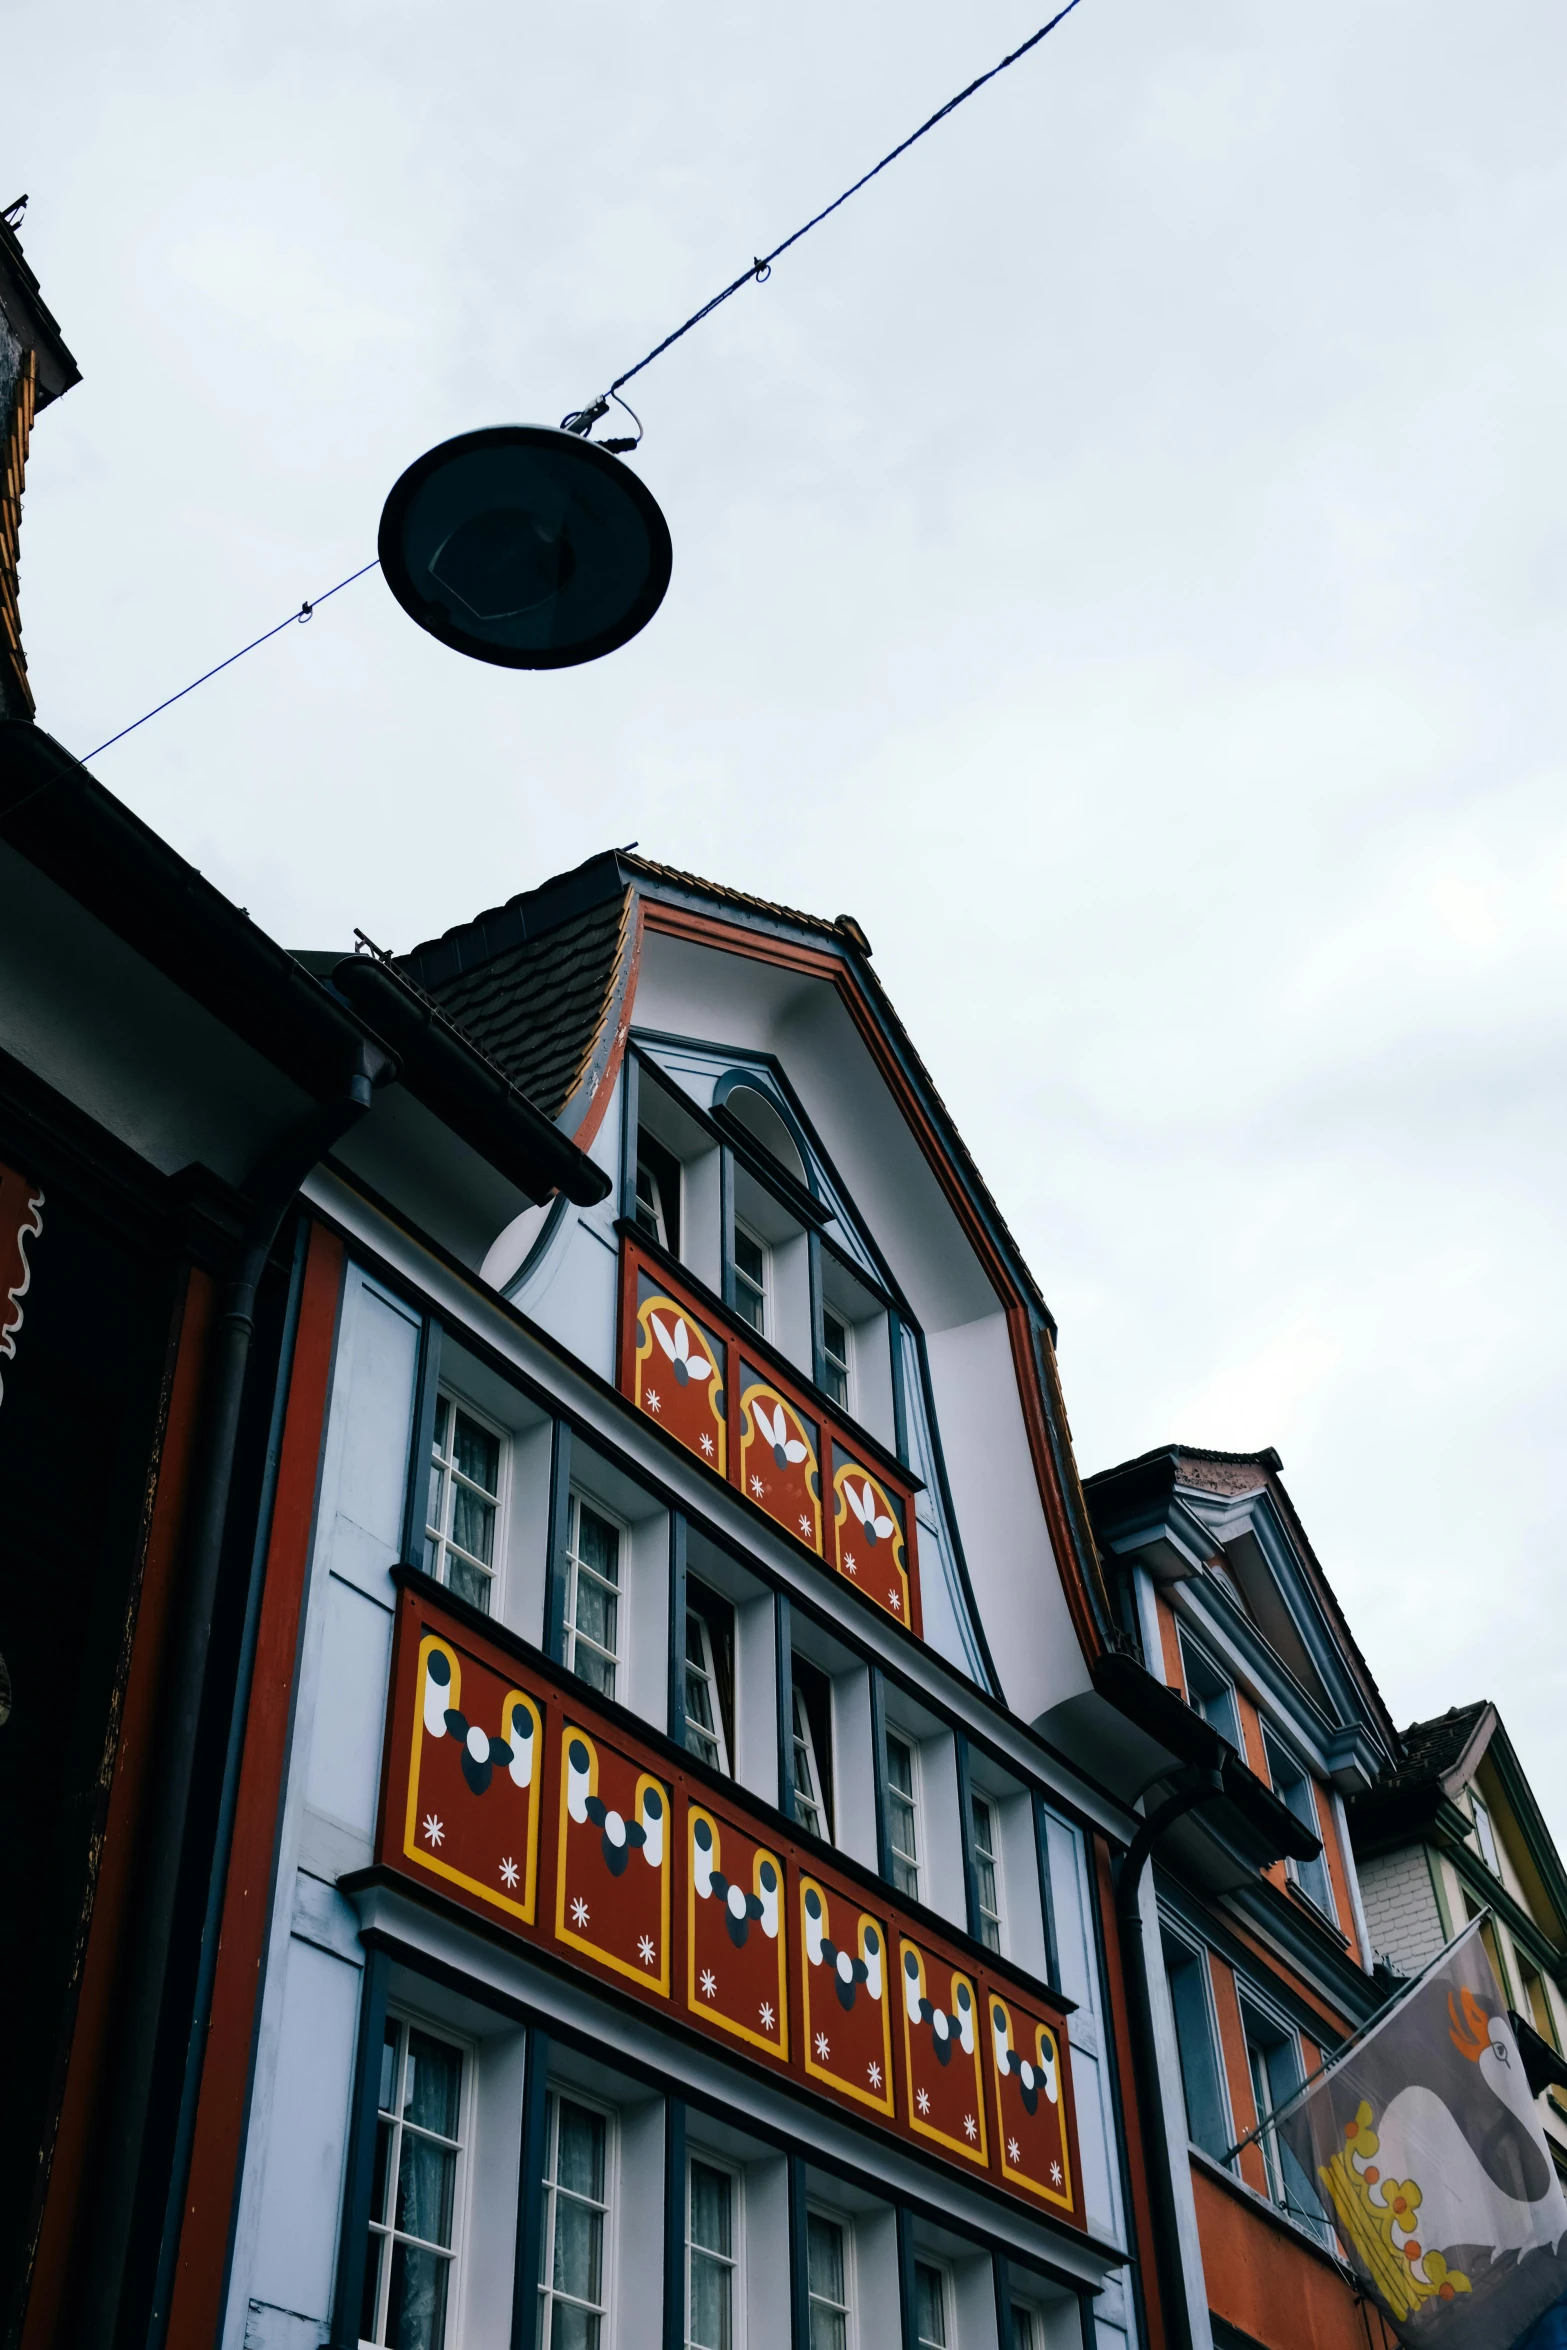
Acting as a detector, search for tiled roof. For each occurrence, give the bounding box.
[1382,1702,1495,1793]
[403,888,633,1122]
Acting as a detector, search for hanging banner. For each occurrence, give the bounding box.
[1278,1922,1567,2348]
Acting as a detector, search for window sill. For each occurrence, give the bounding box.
[1186,2143,1340,2264]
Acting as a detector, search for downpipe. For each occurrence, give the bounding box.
[78,1067,376,2348]
[1113,1766,1226,2350]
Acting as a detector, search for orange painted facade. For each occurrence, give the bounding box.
[1191,2159,1395,2350]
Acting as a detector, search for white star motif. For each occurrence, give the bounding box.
[867,2060,882,2089]
[799,1513,813,1536]
[889,1589,902,1613]
[700,1431,714,1456]
[916,2088,930,2115]
[700,1968,718,1999]
[1049,2161,1062,2185]
[844,1552,857,1575]
[639,1934,657,1966]
[645,1387,662,1413]
[750,1473,765,1499]
[815,2031,831,2062]
[963,2114,977,2142]
[499,1855,519,1888]
[1007,2137,1021,2165]
[423,1813,444,1847]
[759,2001,775,2030]
[570,1895,590,1927]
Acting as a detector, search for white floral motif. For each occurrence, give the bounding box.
[638,1934,657,1966]
[751,1398,809,1463]
[759,2001,775,2031]
[963,2114,977,2142]
[888,1589,902,1614]
[844,1479,895,1543]
[815,2031,831,2062]
[700,1432,714,1457]
[570,1896,590,1927]
[645,1387,662,1414]
[1049,2161,1062,2185]
[499,1855,519,1889]
[798,1514,813,1536]
[1007,2137,1021,2165]
[843,1553,858,1576]
[867,2060,883,2089]
[423,1813,444,1847]
[749,1474,765,1499]
[916,2088,930,2116]
[650,1314,712,1382]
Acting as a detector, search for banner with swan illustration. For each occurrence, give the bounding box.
[1278,1920,1567,2348]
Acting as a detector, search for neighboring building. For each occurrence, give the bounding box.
[0,197,80,721]
[1350,1702,1567,2184]
[1084,1445,1404,2350]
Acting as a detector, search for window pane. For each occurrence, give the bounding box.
[690,2251,731,2350]
[426,1461,446,1538]
[1011,2312,1036,2350]
[573,1574,618,1659]
[453,1410,499,1494]
[735,1230,765,1286]
[360,2230,385,2342]
[369,2116,394,2227]
[379,2022,400,2115]
[914,2264,945,2349]
[822,1311,848,1361]
[807,2215,844,2304]
[548,2304,601,2350]
[403,2031,461,2138]
[386,2239,451,2350]
[433,1394,450,1453]
[553,2196,604,2304]
[448,1551,491,1613]
[576,1506,620,1584]
[451,1483,496,1566]
[690,2161,731,2255]
[395,2133,456,2249]
[556,2102,607,2200]
[886,1736,914,1801]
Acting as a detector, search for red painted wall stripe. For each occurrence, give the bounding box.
[164,1223,345,2350]
[1091,1833,1169,2350]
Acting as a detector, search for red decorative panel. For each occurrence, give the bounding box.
[687,1797,789,2061]
[988,1990,1075,2213]
[375,1584,1083,2228]
[738,1367,823,1553]
[555,1722,672,1995]
[617,1238,923,1644]
[629,1267,728,1474]
[404,1630,544,1925]
[830,1445,915,1632]
[899,1935,989,2165]
[799,1871,896,2116]
[0,1157,44,1408]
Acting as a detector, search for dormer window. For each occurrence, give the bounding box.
[732,1222,769,1335]
[1263,1731,1338,1922]
[635,1129,682,1256]
[1178,1633,1241,1753]
[1471,1791,1501,1875]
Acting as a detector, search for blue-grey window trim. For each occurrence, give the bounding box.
[545,1417,572,1666]
[664,2095,688,2350]
[787,2153,812,2350]
[908,1319,1000,1701]
[668,1510,690,1751]
[895,2206,921,2350]
[619,1047,643,1228]
[400,1313,443,1571]
[513,2023,552,2350]
[955,1736,985,1948]
[329,1943,392,2349]
[776,1590,797,1826]
[1032,1797,1063,1996]
[870,1668,896,1888]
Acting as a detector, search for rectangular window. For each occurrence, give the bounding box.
[733,1223,768,1336]
[1247,2037,1285,2205]
[806,2214,850,2350]
[970,1791,1003,1953]
[425,1395,502,1613]
[912,2263,946,2350]
[361,2017,465,2350]
[684,1583,734,1776]
[538,2094,610,2350]
[1009,2309,1037,2350]
[635,1129,682,1256]
[885,1730,920,1901]
[1164,1940,1229,2162]
[565,1495,622,1699]
[1178,1634,1241,1752]
[1472,1792,1501,1876]
[791,1672,832,1841]
[820,1310,852,1412]
[1522,1961,1560,2051]
[1242,2017,1322,2234]
[1263,1734,1337,1921]
[687,2158,736,2350]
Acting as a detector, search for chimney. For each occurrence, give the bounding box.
[0,197,82,722]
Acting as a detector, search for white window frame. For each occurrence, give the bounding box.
[1471,1790,1501,1876]
[819,1307,854,1414]
[538,2088,618,2350]
[1262,1731,1339,1925]
[565,1491,627,1700]
[969,1787,1005,1953]
[362,2010,473,2350]
[1177,1630,1242,1752]
[804,2207,855,2350]
[911,2257,951,2350]
[425,1391,508,1615]
[884,1727,921,1903]
[732,1219,770,1337]
[636,1153,674,1252]
[1008,2301,1042,2350]
[790,1678,830,1842]
[684,1603,731,1776]
[686,2149,743,2350]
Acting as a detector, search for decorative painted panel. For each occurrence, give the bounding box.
[617,1238,923,1641]
[0,1157,44,1410]
[376,1580,1083,2229]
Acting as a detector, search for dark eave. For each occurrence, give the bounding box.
[0,215,82,407]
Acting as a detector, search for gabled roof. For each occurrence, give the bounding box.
[402,845,1117,1666]
[1381,1702,1495,1796]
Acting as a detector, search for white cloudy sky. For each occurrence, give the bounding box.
[15,2,1567,1833]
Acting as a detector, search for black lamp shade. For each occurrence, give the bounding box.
[377,425,673,669]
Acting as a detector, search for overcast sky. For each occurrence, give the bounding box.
[14,1,1567,1841]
